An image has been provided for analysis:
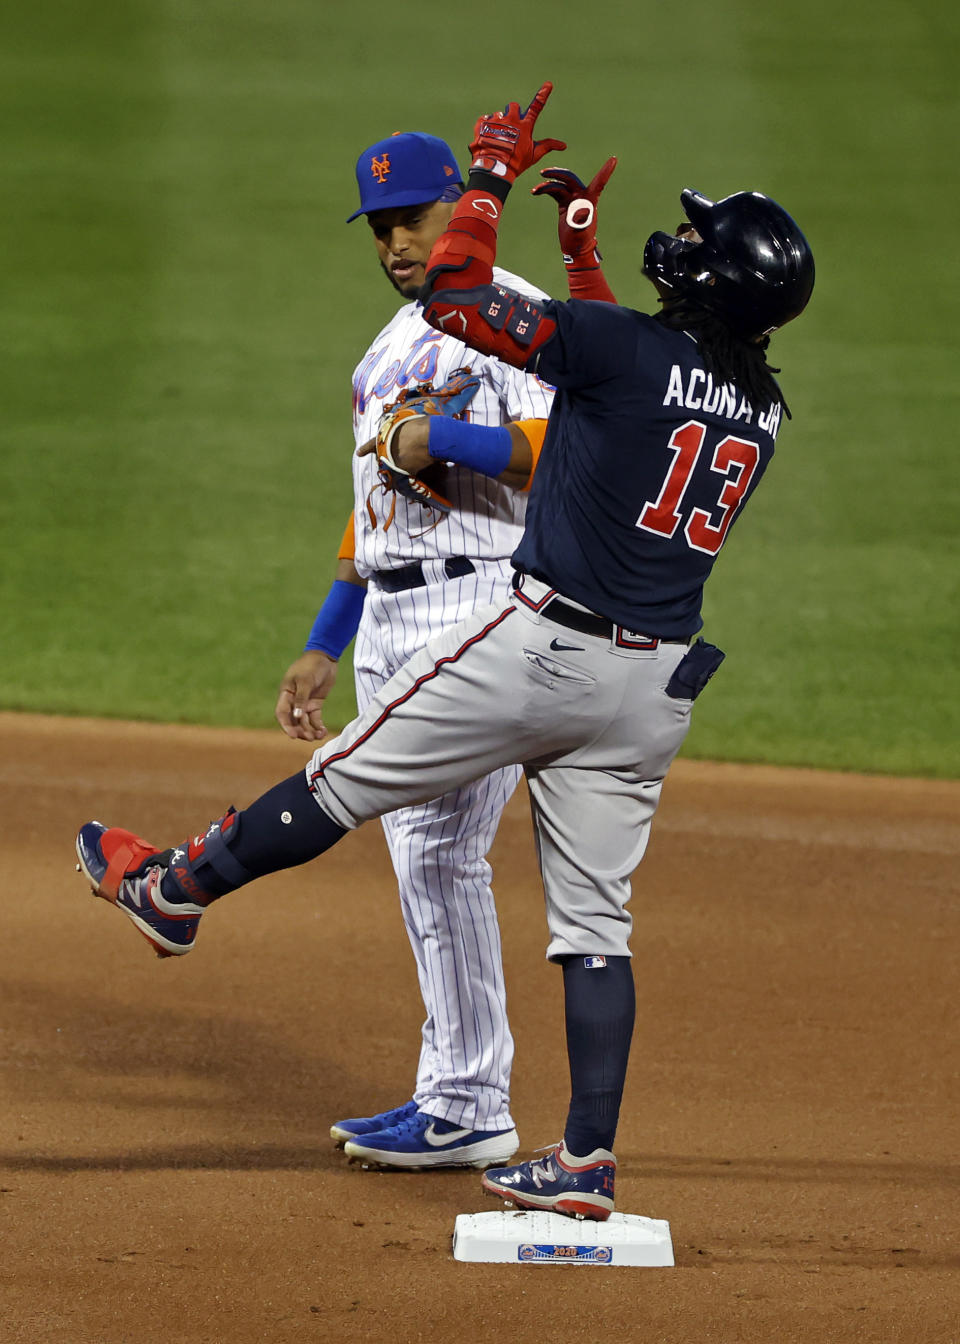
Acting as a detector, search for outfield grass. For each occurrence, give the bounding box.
[1,0,957,775]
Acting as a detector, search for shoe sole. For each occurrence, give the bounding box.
[75,837,184,960]
[343,1132,520,1172]
[480,1174,614,1221]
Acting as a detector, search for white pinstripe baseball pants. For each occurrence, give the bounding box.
[352,558,519,1131]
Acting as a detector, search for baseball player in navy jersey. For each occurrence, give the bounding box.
[272,131,554,1171]
[75,83,814,1220]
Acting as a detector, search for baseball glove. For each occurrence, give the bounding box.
[371,367,481,528]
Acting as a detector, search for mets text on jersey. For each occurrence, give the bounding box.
[352,331,445,419]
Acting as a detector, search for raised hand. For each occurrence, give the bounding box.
[532,157,618,265]
[468,82,567,185]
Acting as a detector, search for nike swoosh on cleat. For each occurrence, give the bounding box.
[424,1123,477,1147]
[549,638,584,652]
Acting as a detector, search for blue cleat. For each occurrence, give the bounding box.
[330,1100,420,1147]
[75,820,205,959]
[343,1110,519,1170]
[481,1142,617,1220]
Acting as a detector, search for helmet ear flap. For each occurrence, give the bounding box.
[642,230,698,292]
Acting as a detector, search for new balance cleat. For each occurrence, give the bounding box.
[75,821,204,959]
[342,1110,519,1170]
[330,1099,419,1147]
[481,1142,617,1220]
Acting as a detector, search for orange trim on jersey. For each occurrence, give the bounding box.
[337,513,356,561]
[513,419,547,492]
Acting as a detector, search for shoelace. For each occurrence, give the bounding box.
[388,1112,433,1138]
[373,1101,418,1127]
[527,1144,564,1186]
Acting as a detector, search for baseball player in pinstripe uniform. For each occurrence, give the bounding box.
[272,132,553,1169]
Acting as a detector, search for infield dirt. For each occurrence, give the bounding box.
[2,713,957,1343]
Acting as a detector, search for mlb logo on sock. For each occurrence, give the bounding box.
[584,955,607,969]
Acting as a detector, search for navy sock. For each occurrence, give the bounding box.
[560,954,635,1157]
[161,771,347,902]
[229,771,347,876]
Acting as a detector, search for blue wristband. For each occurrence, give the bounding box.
[428,418,512,478]
[304,580,366,658]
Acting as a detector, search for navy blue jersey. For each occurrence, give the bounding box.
[513,300,784,637]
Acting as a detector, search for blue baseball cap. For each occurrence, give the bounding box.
[346,132,463,222]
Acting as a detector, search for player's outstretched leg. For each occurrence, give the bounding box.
[74,772,348,957]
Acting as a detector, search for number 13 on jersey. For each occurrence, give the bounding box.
[637,419,761,557]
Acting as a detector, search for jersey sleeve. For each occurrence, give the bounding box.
[484,269,557,420]
[337,512,355,561]
[512,419,547,491]
[533,299,637,390]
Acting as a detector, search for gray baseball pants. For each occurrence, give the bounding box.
[306,576,694,960]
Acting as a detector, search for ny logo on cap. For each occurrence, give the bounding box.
[371,154,391,183]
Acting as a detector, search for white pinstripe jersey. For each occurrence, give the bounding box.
[350,267,555,576]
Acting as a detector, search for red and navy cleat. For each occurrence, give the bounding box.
[481,1142,617,1220]
[75,821,204,959]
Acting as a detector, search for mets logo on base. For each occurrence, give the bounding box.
[518,1243,614,1263]
[371,154,391,183]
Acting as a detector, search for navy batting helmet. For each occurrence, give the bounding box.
[643,189,815,341]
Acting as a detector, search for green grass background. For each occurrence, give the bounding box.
[1,0,957,775]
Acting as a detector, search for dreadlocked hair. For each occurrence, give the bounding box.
[655,300,791,419]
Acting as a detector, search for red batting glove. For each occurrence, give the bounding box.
[468,82,567,185]
[532,157,618,265]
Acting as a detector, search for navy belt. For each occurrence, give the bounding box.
[511,571,691,646]
[374,557,475,593]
